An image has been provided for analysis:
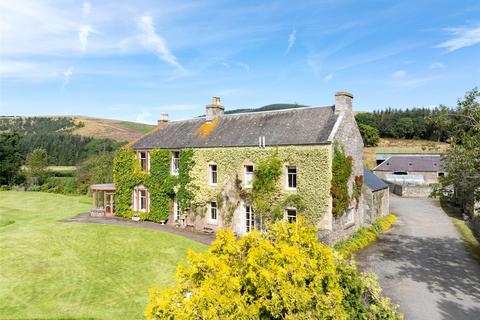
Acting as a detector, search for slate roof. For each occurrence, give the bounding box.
[363,168,388,192]
[131,106,338,149]
[373,155,444,172]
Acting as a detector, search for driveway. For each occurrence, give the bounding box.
[355,195,480,320]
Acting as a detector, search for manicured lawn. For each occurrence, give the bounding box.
[0,191,207,319]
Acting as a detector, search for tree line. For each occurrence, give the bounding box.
[0,117,120,192]
[355,105,469,146]
[0,117,123,165]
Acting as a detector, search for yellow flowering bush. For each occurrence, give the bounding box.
[145,219,402,319]
[334,214,397,257]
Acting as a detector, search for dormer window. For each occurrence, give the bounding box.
[172,151,180,175]
[138,151,149,172]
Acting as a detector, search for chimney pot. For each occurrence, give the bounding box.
[158,113,169,126]
[334,91,353,113]
[206,96,224,122]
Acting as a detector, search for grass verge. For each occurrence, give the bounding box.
[335,214,397,257]
[440,201,480,264]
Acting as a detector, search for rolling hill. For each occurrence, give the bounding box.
[71,116,155,142]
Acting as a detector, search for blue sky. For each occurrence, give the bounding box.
[0,0,479,123]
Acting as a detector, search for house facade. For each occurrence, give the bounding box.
[110,92,365,241]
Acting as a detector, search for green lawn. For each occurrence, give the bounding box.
[0,191,207,319]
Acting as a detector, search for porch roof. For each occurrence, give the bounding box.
[90,183,116,191]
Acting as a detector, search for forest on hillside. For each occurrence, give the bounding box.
[0,117,124,165]
[355,105,467,146]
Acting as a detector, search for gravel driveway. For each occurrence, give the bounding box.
[355,195,480,320]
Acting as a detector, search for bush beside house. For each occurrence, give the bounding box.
[145,219,402,319]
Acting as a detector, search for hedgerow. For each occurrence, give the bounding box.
[334,214,397,257]
[145,219,403,319]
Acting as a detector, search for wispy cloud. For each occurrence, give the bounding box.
[392,69,407,78]
[61,67,74,91]
[221,62,230,68]
[324,73,333,81]
[82,1,90,18]
[429,62,444,69]
[78,25,96,53]
[393,76,439,88]
[237,62,250,72]
[138,15,182,70]
[285,29,296,55]
[435,26,480,52]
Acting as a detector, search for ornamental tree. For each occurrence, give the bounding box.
[145,219,402,319]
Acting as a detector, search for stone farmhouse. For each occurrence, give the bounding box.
[92,92,369,242]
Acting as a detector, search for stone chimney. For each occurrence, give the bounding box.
[157,113,169,126]
[206,96,224,122]
[334,91,353,113]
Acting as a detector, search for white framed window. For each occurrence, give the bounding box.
[245,204,255,233]
[173,197,180,221]
[138,151,149,172]
[172,151,180,175]
[133,188,149,212]
[286,166,297,189]
[345,208,354,225]
[285,208,297,223]
[244,165,254,188]
[209,164,218,185]
[209,202,217,222]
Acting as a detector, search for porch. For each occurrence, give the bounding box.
[90,183,116,217]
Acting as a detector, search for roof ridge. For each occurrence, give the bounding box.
[168,105,334,123]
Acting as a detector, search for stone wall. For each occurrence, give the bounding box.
[363,188,389,224]
[386,181,432,197]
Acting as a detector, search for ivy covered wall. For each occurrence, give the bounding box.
[113,148,194,222]
[188,145,332,227]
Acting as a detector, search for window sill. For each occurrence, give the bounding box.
[208,183,218,187]
[344,221,355,228]
[285,187,297,191]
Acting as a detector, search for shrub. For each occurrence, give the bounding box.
[145,219,402,319]
[358,124,380,147]
[40,177,77,195]
[335,214,397,257]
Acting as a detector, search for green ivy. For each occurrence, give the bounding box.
[113,147,195,222]
[331,143,353,216]
[251,152,283,223]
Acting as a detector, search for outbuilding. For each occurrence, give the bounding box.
[363,168,389,223]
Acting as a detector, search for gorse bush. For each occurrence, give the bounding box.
[145,219,402,319]
[335,214,397,257]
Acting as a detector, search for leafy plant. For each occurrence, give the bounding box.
[358,123,380,147]
[334,214,397,257]
[145,218,402,319]
[331,144,353,216]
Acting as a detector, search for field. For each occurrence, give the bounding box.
[0,191,206,319]
[364,138,450,169]
[73,116,155,142]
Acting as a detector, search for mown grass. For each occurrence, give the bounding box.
[0,191,207,319]
[334,214,397,257]
[440,201,480,264]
